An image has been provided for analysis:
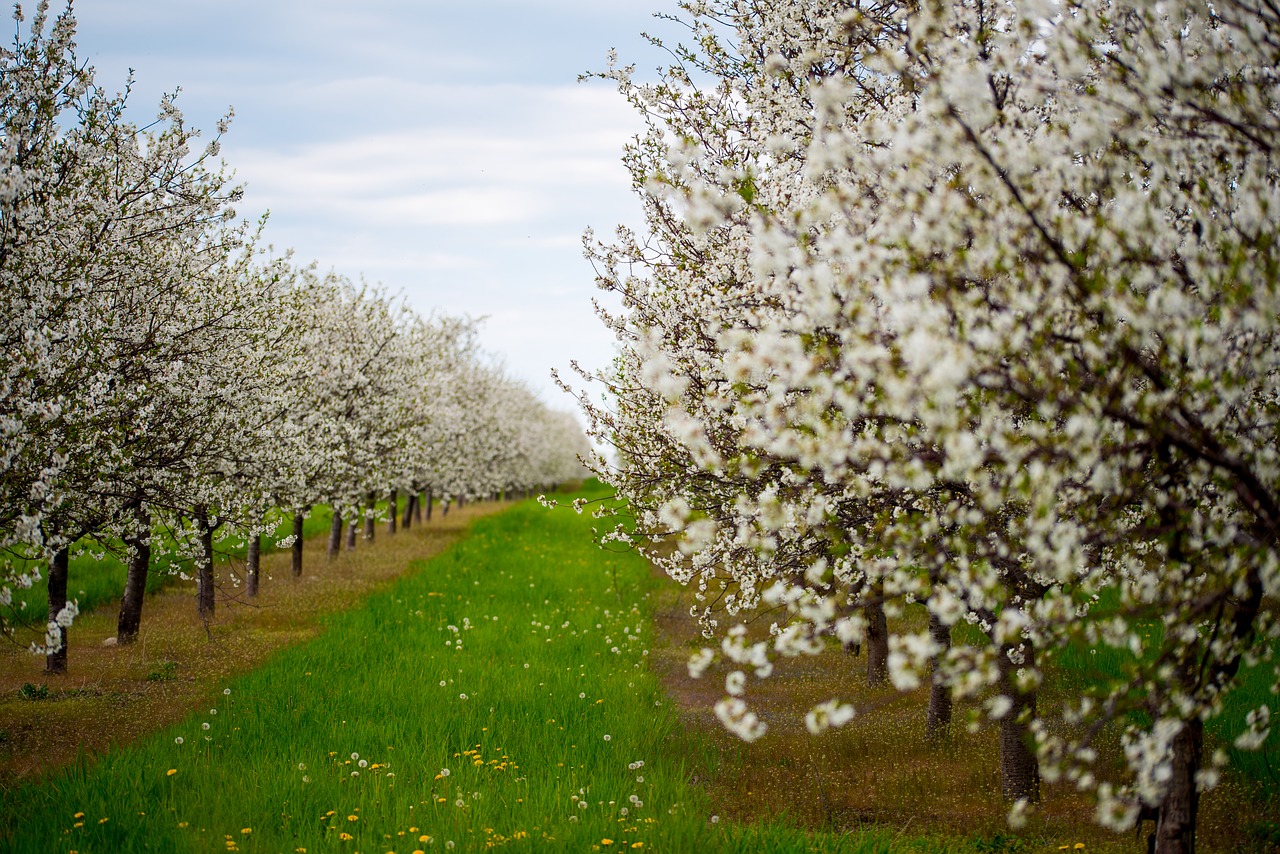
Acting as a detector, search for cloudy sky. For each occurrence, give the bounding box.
[69,0,671,409]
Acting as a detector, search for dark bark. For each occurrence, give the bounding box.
[45,547,69,674]
[117,504,151,643]
[245,529,260,598]
[388,490,398,534]
[345,516,357,550]
[364,493,375,541]
[442,498,450,517]
[865,583,889,687]
[997,640,1040,803]
[291,512,305,577]
[327,510,343,559]
[925,612,953,741]
[425,486,433,521]
[402,493,415,530]
[195,508,215,619]
[414,491,424,524]
[1153,718,1202,854]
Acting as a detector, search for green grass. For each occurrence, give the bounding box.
[6,484,1268,851]
[1,484,940,853]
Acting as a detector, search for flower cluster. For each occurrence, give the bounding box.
[575,0,1280,846]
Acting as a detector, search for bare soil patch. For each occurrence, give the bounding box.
[646,572,1267,852]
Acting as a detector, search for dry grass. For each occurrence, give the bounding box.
[0,500,507,790]
[646,578,1268,852]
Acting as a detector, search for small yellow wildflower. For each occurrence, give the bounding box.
[602,839,613,846]
[74,812,84,819]
[167,769,177,776]
[98,818,109,825]
[632,844,645,850]
[347,815,359,822]
[338,832,353,841]
[241,828,252,835]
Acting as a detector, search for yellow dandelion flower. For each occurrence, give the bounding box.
[347,815,359,822]
[167,769,177,776]
[179,822,189,828]
[339,831,353,841]
[632,844,645,850]
[602,839,613,845]
[74,813,84,819]
[241,828,252,835]
[410,827,418,832]
[98,818,109,825]
[73,822,83,828]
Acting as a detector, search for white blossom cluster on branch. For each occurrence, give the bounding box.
[574,0,1278,849]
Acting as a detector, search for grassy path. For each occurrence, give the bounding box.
[3,488,762,852]
[0,501,504,785]
[5,485,1276,852]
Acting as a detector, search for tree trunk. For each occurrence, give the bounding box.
[364,493,375,541]
[425,486,433,521]
[245,529,260,598]
[345,516,357,550]
[327,510,343,559]
[926,612,952,741]
[291,512,305,577]
[45,547,69,674]
[442,498,450,517]
[1154,718,1202,854]
[414,491,424,524]
[195,508,215,619]
[117,504,151,643]
[865,583,889,687]
[402,492,415,529]
[997,640,1040,803]
[388,490,398,534]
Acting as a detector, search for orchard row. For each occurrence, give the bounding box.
[0,5,590,667]
[571,2,1279,852]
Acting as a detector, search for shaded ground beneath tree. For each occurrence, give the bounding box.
[644,573,1277,853]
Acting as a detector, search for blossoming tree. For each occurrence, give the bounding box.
[578,1,1279,850]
